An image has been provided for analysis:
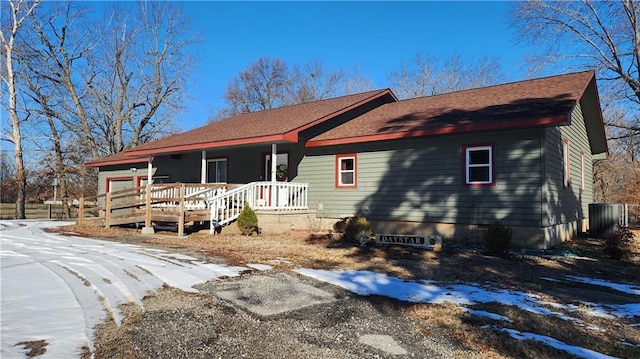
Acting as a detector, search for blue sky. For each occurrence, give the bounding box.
[180,1,535,130]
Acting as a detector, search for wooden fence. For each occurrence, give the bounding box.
[0,203,81,220]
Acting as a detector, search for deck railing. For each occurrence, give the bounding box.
[78,181,308,235]
[209,181,308,231]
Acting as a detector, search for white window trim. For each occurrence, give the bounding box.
[465,145,493,185]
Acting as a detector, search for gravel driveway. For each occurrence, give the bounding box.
[1,220,482,358]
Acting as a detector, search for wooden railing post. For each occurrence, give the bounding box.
[141,183,155,234]
[178,183,185,237]
[105,192,112,228]
[78,197,84,224]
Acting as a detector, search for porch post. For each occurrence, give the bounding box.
[271,143,277,182]
[142,156,155,234]
[271,143,277,207]
[201,150,207,184]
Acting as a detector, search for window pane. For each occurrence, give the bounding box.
[218,161,227,182]
[341,158,354,171]
[341,172,354,185]
[469,167,490,182]
[469,150,490,165]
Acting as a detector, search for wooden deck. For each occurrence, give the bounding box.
[78,183,227,236]
[77,181,310,236]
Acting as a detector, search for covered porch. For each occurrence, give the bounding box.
[78,180,309,237]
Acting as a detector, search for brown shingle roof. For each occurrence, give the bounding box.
[123,89,394,157]
[307,71,597,146]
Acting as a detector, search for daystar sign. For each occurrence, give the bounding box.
[375,234,443,250]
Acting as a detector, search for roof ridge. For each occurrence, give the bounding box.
[393,70,595,103]
[234,88,390,114]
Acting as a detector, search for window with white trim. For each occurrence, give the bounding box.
[465,145,493,185]
[336,154,357,188]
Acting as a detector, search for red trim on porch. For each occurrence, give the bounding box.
[125,134,290,157]
[86,157,148,167]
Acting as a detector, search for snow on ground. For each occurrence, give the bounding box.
[1,220,246,359]
[295,268,640,359]
[2,220,638,359]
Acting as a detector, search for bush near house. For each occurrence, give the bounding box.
[237,203,259,236]
[602,228,634,261]
[344,215,373,242]
[484,221,513,255]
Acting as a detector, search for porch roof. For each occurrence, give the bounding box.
[306,71,608,157]
[87,89,396,167]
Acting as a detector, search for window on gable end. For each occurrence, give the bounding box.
[336,154,357,188]
[463,144,495,186]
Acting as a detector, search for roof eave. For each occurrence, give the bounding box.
[306,115,569,148]
[85,156,149,168]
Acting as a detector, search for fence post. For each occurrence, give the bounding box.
[48,204,52,219]
[78,197,84,224]
[105,192,112,228]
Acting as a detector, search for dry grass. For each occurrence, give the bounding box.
[54,224,640,358]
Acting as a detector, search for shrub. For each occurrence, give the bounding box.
[333,218,347,233]
[237,203,258,236]
[483,221,513,255]
[344,216,372,241]
[602,228,634,261]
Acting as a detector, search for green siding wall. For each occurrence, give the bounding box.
[543,103,594,227]
[296,129,546,228]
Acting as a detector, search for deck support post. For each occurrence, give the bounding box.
[141,156,155,234]
[78,197,84,224]
[105,192,111,228]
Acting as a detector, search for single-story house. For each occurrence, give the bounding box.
[86,70,608,248]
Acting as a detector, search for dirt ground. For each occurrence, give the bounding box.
[53,224,640,359]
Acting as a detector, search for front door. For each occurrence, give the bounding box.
[263,153,289,182]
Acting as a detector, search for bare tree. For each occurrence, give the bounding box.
[222,57,290,116]
[22,1,196,161]
[342,65,376,95]
[1,0,39,218]
[513,0,640,215]
[511,0,640,152]
[286,60,345,105]
[87,1,196,154]
[212,58,377,122]
[387,52,505,99]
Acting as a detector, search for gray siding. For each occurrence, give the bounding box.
[296,129,546,228]
[543,103,593,227]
